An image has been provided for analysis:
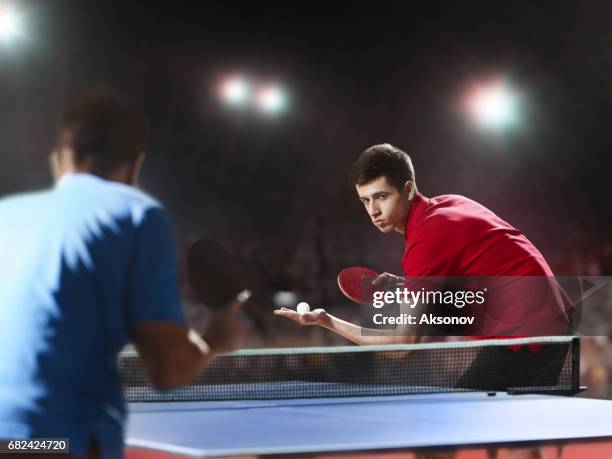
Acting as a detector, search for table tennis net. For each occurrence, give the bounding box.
[120,336,579,402]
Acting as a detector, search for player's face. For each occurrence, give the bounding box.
[356,176,412,234]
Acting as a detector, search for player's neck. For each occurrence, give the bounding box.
[57,165,136,185]
[394,201,412,234]
[53,150,142,186]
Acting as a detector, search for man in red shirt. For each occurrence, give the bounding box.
[276,143,574,343]
[275,144,575,459]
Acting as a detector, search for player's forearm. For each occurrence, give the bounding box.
[151,328,215,389]
[152,301,248,389]
[131,322,215,390]
[320,313,418,345]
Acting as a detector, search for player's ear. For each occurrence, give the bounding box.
[49,150,60,181]
[128,152,146,186]
[403,180,415,200]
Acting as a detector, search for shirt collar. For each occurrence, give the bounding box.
[55,172,108,189]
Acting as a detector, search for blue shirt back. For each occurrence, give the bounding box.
[0,173,185,458]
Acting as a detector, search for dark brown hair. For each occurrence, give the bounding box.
[58,87,149,174]
[350,143,415,191]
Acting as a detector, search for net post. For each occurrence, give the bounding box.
[571,336,581,394]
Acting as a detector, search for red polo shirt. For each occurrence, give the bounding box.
[402,193,573,338]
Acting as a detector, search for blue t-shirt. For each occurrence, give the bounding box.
[0,173,185,458]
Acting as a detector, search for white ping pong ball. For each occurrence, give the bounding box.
[296,302,310,314]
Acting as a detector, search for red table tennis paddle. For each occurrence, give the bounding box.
[187,239,250,309]
[337,266,379,304]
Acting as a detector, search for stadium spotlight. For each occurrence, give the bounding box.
[219,76,250,107]
[465,80,520,130]
[0,6,22,43]
[255,84,288,115]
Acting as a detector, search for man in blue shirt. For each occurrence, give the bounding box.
[0,88,240,458]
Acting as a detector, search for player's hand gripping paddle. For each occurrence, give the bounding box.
[187,239,251,309]
[337,266,379,304]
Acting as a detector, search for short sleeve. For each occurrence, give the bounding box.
[124,207,185,326]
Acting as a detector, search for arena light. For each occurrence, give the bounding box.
[255,84,288,115]
[0,7,22,43]
[465,80,520,130]
[220,76,250,107]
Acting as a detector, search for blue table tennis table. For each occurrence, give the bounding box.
[126,384,612,457]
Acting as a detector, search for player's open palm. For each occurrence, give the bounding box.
[274,307,327,326]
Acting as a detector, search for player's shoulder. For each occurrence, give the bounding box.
[425,194,486,218]
[96,181,170,231]
[0,188,52,215]
[428,193,484,209]
[57,173,163,218]
[418,194,501,233]
[102,179,161,210]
